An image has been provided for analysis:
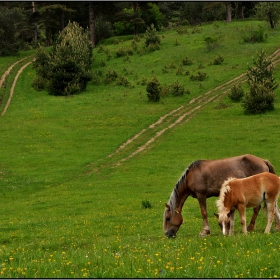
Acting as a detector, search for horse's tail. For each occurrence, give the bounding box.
[264,159,276,174]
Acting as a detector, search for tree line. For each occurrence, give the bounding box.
[1,1,280,57]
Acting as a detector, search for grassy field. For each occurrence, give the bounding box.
[0,20,280,278]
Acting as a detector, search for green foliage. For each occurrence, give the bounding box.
[0,7,24,56]
[94,15,114,44]
[242,84,275,114]
[181,56,193,66]
[141,200,152,209]
[32,22,93,96]
[240,25,268,43]
[242,50,278,114]
[116,46,133,58]
[144,24,161,48]
[32,46,51,90]
[204,36,220,51]
[104,68,118,84]
[190,71,207,81]
[212,55,224,65]
[228,84,244,102]
[255,2,280,28]
[170,80,190,96]
[146,76,161,102]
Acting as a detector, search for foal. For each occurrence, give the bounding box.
[215,172,280,235]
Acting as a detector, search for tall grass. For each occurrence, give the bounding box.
[0,20,280,278]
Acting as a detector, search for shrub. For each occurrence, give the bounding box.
[242,84,275,114]
[146,76,161,102]
[116,75,132,87]
[142,200,152,209]
[104,68,118,84]
[228,84,244,102]
[241,25,268,43]
[33,22,93,96]
[204,36,219,51]
[190,71,207,81]
[144,24,161,47]
[181,56,193,66]
[170,80,190,96]
[242,50,278,114]
[213,55,224,65]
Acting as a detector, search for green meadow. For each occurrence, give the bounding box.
[1,20,280,278]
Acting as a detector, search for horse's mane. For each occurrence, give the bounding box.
[168,160,202,213]
[216,177,235,213]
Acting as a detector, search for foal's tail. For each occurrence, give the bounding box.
[264,159,276,174]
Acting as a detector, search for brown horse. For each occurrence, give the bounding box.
[215,172,280,235]
[163,154,276,237]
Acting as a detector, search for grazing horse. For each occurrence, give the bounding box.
[163,154,276,237]
[215,172,280,235]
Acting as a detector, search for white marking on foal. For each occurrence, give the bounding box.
[222,221,226,235]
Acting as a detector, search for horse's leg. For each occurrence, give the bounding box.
[197,195,210,236]
[264,202,275,233]
[237,204,247,234]
[229,210,235,236]
[247,205,261,231]
[274,202,280,230]
[274,202,280,227]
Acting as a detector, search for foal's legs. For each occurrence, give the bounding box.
[264,202,275,233]
[237,204,247,234]
[247,205,261,231]
[274,202,280,225]
[229,210,235,236]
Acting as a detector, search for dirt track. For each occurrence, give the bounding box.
[1,49,280,167]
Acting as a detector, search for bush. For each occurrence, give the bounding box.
[146,76,161,102]
[241,25,267,43]
[181,56,193,66]
[242,84,275,114]
[170,80,190,96]
[190,71,207,81]
[242,50,278,114]
[204,36,219,51]
[228,84,244,102]
[32,22,93,96]
[213,55,224,65]
[144,24,161,47]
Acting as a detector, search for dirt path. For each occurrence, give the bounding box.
[107,48,280,166]
[0,57,35,116]
[1,49,280,170]
[1,59,35,116]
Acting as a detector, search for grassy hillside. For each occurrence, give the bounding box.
[0,20,280,278]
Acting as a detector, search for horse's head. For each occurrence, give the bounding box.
[163,203,183,237]
[214,212,231,235]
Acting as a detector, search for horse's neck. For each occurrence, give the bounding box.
[175,187,190,211]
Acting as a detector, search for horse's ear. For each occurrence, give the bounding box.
[214,213,219,219]
[165,203,171,211]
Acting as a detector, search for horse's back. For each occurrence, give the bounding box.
[188,154,272,197]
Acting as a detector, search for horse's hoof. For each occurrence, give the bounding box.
[247,225,255,232]
[199,230,210,237]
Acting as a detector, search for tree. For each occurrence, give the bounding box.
[255,2,280,29]
[146,76,161,102]
[0,5,24,56]
[242,50,278,114]
[33,21,93,96]
[226,2,232,22]
[88,1,95,47]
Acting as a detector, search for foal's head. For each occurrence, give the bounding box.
[214,212,231,235]
[163,203,183,237]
